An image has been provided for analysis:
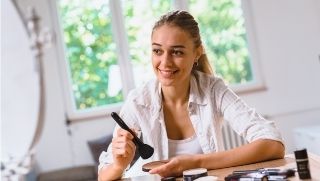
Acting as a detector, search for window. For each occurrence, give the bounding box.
[190,0,252,83]
[54,0,124,120]
[188,0,264,92]
[51,0,263,120]
[121,0,171,87]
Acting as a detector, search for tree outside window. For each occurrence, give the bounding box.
[56,0,256,119]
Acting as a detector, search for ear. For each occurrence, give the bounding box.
[195,45,203,60]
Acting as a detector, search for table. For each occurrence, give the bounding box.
[121,153,320,180]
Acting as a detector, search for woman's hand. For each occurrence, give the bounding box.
[149,154,200,177]
[111,128,136,171]
[98,128,137,181]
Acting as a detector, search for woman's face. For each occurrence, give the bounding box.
[151,25,201,87]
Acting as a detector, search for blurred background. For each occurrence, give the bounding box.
[1,0,320,180]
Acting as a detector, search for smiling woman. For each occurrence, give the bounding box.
[151,25,201,87]
[97,10,284,181]
[52,0,261,121]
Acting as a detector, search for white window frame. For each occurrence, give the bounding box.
[231,0,266,94]
[49,0,134,121]
[50,0,265,121]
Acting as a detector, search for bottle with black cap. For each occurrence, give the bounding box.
[294,148,311,179]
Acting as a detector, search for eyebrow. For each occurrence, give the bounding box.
[152,43,186,49]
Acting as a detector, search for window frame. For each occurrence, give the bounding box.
[230,0,266,93]
[50,0,132,120]
[50,0,265,121]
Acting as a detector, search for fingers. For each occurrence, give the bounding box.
[112,128,136,157]
[112,139,135,157]
[149,161,178,177]
[149,158,184,177]
[117,128,135,140]
[149,165,165,174]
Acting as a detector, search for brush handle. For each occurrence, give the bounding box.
[111,112,143,146]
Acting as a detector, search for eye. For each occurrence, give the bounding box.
[172,50,184,56]
[152,48,162,55]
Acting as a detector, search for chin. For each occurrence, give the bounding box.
[158,78,176,87]
[160,80,174,86]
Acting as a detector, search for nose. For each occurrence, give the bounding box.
[160,52,173,66]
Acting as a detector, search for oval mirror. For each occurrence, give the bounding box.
[1,0,40,161]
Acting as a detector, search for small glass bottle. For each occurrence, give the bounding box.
[294,148,311,179]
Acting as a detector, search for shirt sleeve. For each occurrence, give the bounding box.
[97,124,119,173]
[97,91,140,174]
[216,80,284,144]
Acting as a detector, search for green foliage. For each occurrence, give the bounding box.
[58,0,253,110]
[123,0,170,65]
[189,0,253,83]
[58,0,123,110]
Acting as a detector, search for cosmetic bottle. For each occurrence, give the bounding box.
[294,148,311,179]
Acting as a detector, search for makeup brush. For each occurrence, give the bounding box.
[111,112,154,159]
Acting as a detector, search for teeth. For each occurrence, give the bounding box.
[159,69,176,77]
[160,70,174,75]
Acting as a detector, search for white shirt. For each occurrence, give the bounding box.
[168,134,203,158]
[99,70,284,177]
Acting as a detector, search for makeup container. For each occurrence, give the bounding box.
[194,176,218,181]
[183,168,208,181]
[142,160,169,172]
[294,148,311,179]
[225,172,268,181]
[161,177,176,181]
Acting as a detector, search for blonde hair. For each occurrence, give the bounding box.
[152,10,213,75]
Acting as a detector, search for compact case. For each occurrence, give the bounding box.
[183,168,208,181]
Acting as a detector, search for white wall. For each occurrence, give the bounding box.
[240,0,320,153]
[5,0,320,174]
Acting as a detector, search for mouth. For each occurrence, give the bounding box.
[158,69,178,78]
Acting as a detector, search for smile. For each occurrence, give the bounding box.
[158,69,178,78]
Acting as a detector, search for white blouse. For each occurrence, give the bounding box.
[168,134,203,158]
[99,70,284,178]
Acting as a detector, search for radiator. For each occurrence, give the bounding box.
[222,122,247,150]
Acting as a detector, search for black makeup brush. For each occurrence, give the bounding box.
[111,112,154,159]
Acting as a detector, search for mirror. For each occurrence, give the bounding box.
[1,0,40,162]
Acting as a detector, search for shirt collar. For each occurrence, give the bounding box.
[133,71,208,109]
[189,71,208,106]
[132,79,161,110]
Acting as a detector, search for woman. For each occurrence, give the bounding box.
[98,10,285,180]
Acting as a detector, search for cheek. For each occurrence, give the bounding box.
[152,55,160,67]
[151,57,159,69]
[188,60,195,70]
[178,59,194,70]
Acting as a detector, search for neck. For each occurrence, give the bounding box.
[161,79,190,106]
